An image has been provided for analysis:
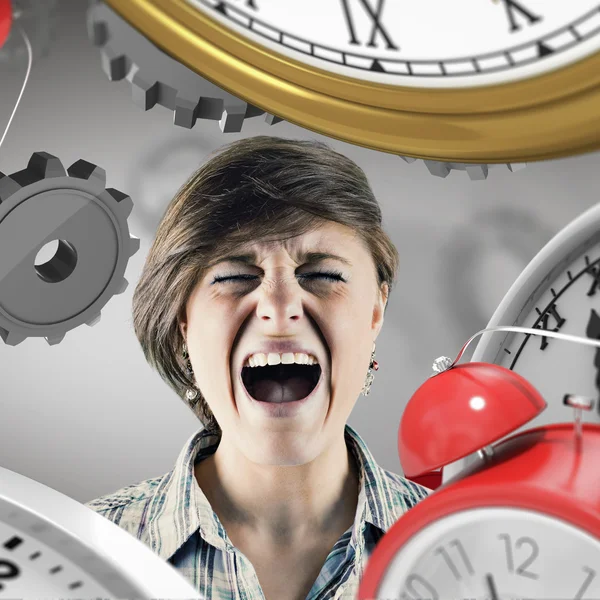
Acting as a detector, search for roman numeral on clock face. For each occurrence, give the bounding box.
[534,303,566,350]
[586,309,600,413]
[587,264,600,297]
[340,0,399,50]
[497,0,542,33]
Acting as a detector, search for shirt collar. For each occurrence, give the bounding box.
[146,423,406,561]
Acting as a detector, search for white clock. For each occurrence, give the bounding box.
[444,201,600,482]
[94,0,600,163]
[0,465,202,599]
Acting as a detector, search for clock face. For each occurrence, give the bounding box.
[0,521,113,598]
[376,508,600,600]
[186,0,600,88]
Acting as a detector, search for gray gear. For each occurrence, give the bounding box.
[399,156,527,180]
[0,151,140,346]
[86,1,283,133]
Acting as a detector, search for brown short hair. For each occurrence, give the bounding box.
[132,136,399,432]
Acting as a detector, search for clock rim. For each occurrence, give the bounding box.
[103,0,600,162]
[359,424,600,599]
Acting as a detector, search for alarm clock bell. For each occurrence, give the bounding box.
[0,0,11,48]
[399,361,547,479]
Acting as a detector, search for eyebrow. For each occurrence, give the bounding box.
[210,251,352,268]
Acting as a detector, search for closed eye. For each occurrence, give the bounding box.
[211,271,346,284]
[300,271,346,283]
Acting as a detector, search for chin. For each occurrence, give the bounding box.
[239,428,324,466]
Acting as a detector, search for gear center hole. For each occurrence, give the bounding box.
[34,239,78,283]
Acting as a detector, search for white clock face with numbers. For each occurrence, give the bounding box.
[186,0,600,87]
[376,508,600,600]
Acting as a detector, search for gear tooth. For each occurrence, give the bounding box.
[0,172,22,202]
[116,278,129,295]
[67,159,107,188]
[264,113,284,126]
[424,160,451,178]
[100,45,128,81]
[45,333,66,345]
[129,234,140,257]
[105,187,133,217]
[27,152,67,179]
[245,104,265,118]
[219,99,247,133]
[0,327,27,346]
[406,158,524,179]
[173,95,198,129]
[465,164,489,181]
[507,163,527,172]
[85,312,102,327]
[128,66,159,110]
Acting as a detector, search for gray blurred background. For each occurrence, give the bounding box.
[0,0,598,504]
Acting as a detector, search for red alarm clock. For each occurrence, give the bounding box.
[359,326,600,600]
[0,0,11,49]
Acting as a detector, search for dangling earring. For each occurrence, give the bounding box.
[362,342,379,396]
[182,342,198,401]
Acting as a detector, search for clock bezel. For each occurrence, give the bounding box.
[103,0,600,162]
[359,423,600,599]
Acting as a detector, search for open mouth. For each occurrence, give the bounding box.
[241,363,322,403]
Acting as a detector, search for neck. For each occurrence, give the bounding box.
[195,430,360,547]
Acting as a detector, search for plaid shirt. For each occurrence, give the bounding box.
[85,424,431,599]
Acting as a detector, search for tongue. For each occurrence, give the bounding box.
[252,377,315,403]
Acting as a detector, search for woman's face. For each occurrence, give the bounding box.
[181,221,388,465]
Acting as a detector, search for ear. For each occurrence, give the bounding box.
[371,282,389,339]
[179,319,187,340]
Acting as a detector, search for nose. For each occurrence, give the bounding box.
[256,270,303,325]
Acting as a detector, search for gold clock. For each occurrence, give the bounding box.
[97,0,600,164]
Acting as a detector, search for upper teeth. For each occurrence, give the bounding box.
[245,352,318,368]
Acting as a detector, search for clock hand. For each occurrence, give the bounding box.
[485,573,500,600]
[585,308,600,412]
